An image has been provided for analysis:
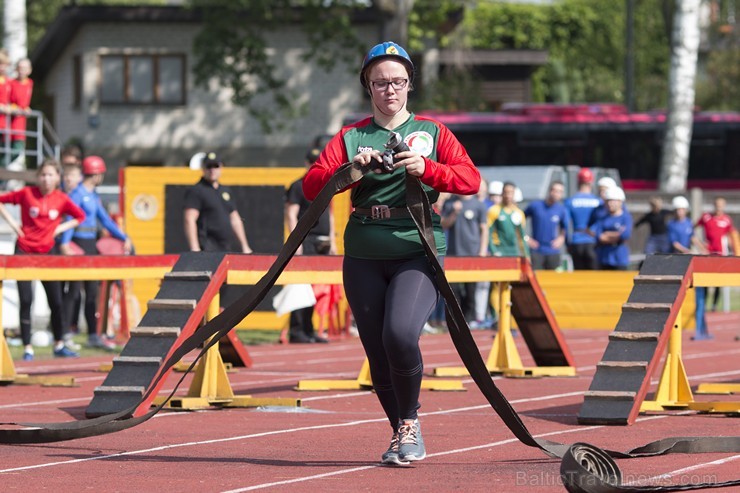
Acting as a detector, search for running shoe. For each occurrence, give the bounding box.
[86,334,118,351]
[53,345,79,358]
[22,350,34,361]
[381,431,409,466]
[398,419,426,462]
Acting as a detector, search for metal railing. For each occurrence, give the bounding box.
[0,109,61,170]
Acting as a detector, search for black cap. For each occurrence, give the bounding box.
[305,148,321,164]
[202,152,223,167]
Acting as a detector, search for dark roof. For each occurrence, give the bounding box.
[31,4,383,81]
[31,5,202,80]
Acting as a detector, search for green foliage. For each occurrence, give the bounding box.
[455,0,671,110]
[696,26,740,111]
[187,0,367,133]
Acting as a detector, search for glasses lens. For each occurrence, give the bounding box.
[371,79,407,91]
[206,163,221,169]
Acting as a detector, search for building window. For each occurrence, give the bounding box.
[100,54,185,105]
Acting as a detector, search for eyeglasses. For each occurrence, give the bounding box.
[205,163,222,169]
[370,78,408,91]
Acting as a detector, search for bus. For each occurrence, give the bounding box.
[344,103,740,190]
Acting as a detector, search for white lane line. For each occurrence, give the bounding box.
[0,390,585,474]
[221,416,673,493]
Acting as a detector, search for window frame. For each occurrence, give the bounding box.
[98,51,187,106]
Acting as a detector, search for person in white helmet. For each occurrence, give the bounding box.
[667,196,694,254]
[589,186,632,270]
[588,176,618,227]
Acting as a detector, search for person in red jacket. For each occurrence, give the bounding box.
[9,58,33,162]
[0,49,11,165]
[0,159,85,360]
[303,42,480,466]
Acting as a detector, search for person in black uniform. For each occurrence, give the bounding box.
[183,152,253,254]
[284,148,336,343]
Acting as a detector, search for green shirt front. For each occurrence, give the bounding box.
[342,115,446,259]
[488,204,529,257]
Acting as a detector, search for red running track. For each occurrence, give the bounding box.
[1,327,739,492]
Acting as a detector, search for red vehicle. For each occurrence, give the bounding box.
[344,104,740,190]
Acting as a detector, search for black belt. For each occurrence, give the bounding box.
[354,205,411,220]
[1,161,738,493]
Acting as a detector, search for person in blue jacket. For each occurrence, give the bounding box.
[524,181,568,269]
[565,168,600,270]
[590,186,632,270]
[59,156,132,350]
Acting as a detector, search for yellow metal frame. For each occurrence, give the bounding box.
[295,358,465,392]
[152,296,300,410]
[434,282,576,378]
[1,263,171,386]
[640,306,740,414]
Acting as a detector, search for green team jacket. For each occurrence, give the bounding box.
[303,114,480,260]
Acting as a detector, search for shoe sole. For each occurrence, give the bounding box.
[381,456,410,466]
[399,451,426,462]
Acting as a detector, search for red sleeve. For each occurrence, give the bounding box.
[0,189,23,205]
[695,213,709,228]
[419,121,480,195]
[303,128,354,201]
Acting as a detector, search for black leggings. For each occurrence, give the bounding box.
[64,238,100,336]
[343,256,439,431]
[15,245,65,345]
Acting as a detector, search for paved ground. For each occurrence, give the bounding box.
[1,326,739,492]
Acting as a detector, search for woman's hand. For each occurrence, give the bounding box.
[352,151,383,173]
[393,150,425,177]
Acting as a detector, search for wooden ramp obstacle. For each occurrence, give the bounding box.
[0,254,177,388]
[87,253,295,417]
[578,254,740,426]
[433,257,576,378]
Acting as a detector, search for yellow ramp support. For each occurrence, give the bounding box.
[434,283,575,378]
[641,308,740,414]
[640,309,693,411]
[696,383,740,395]
[153,297,300,410]
[296,357,465,391]
[0,321,17,385]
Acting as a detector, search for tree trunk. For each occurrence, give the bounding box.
[376,0,415,47]
[659,0,701,193]
[3,0,27,66]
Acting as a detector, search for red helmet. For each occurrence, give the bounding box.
[577,167,594,184]
[82,155,106,175]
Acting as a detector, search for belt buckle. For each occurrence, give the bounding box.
[371,205,391,220]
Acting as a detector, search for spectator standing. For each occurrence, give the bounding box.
[565,168,600,270]
[588,176,617,227]
[695,196,736,317]
[441,182,489,325]
[635,197,671,255]
[0,50,11,166]
[525,181,568,270]
[487,180,503,209]
[0,159,85,360]
[488,181,529,258]
[9,58,32,162]
[303,41,480,466]
[183,152,253,254]
[284,148,334,343]
[590,187,632,270]
[667,196,695,254]
[58,156,132,350]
